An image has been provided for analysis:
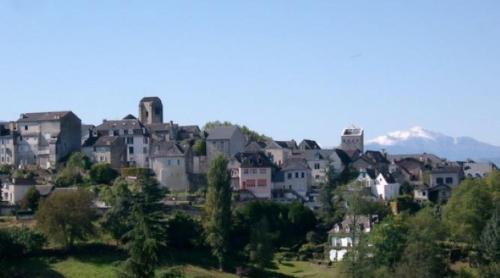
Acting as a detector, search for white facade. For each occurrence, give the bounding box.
[371,173,400,200]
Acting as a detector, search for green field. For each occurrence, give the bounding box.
[11,251,336,278]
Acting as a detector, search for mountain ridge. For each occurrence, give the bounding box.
[366,127,500,165]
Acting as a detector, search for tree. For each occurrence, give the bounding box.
[192,139,206,156]
[369,216,409,270]
[165,213,202,250]
[319,164,337,221]
[203,155,232,271]
[20,186,41,211]
[101,180,134,244]
[443,179,494,243]
[479,207,500,264]
[246,216,273,269]
[55,152,91,187]
[35,189,95,249]
[394,208,448,278]
[120,176,166,278]
[89,163,118,184]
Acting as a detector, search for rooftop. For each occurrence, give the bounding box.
[18,111,73,122]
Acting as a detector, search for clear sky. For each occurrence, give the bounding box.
[1,1,499,147]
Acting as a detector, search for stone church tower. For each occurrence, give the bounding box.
[139,97,163,125]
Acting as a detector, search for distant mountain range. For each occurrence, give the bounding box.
[366,127,500,165]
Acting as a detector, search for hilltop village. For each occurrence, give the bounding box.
[1,97,499,276]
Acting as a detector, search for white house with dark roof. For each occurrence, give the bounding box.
[274,158,312,198]
[206,126,246,162]
[16,111,81,169]
[371,172,400,200]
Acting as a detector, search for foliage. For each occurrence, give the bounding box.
[101,179,134,244]
[13,169,35,180]
[121,167,151,178]
[120,176,166,278]
[246,216,274,269]
[55,152,91,187]
[0,164,13,175]
[36,189,96,249]
[369,216,409,270]
[89,163,118,184]
[0,227,46,260]
[479,207,500,264]
[399,182,415,196]
[165,213,203,250]
[203,155,232,270]
[203,121,271,142]
[443,178,495,243]
[192,139,206,156]
[20,186,41,211]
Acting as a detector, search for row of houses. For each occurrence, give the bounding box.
[1,97,498,205]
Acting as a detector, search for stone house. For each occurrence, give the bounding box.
[96,117,150,168]
[150,141,192,192]
[206,126,246,162]
[429,165,463,188]
[83,136,126,170]
[265,140,297,167]
[293,149,351,186]
[340,126,364,154]
[0,122,18,166]
[16,111,82,169]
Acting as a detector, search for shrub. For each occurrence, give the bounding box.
[89,163,118,184]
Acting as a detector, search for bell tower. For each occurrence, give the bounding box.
[139,97,163,125]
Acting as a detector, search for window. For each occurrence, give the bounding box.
[314,163,320,170]
[257,179,267,187]
[113,130,119,136]
[126,137,134,144]
[244,169,249,174]
[177,159,180,165]
[143,147,147,154]
[301,172,305,178]
[436,177,444,185]
[295,172,299,178]
[24,125,28,131]
[143,137,148,144]
[247,179,256,187]
[128,146,134,154]
[252,169,257,174]
[168,160,171,166]
[287,173,292,179]
[259,168,267,174]
[124,129,129,135]
[445,177,453,184]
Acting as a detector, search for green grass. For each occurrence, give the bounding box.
[9,247,334,278]
[270,260,335,278]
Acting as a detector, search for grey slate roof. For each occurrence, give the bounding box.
[151,141,185,157]
[94,136,122,147]
[18,111,73,122]
[96,119,146,133]
[299,139,321,150]
[206,126,239,140]
[281,158,310,171]
[234,152,275,168]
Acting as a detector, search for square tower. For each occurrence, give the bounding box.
[341,126,364,153]
[139,97,163,125]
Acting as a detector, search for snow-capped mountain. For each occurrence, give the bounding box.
[366,127,500,164]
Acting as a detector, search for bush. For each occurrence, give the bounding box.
[0,165,13,175]
[54,168,82,187]
[0,227,46,260]
[89,163,118,184]
[165,213,203,249]
[121,167,151,178]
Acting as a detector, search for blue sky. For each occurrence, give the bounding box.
[1,1,499,146]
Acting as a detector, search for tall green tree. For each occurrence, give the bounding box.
[35,189,95,249]
[101,179,134,244]
[203,155,232,271]
[246,216,274,269]
[120,176,166,278]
